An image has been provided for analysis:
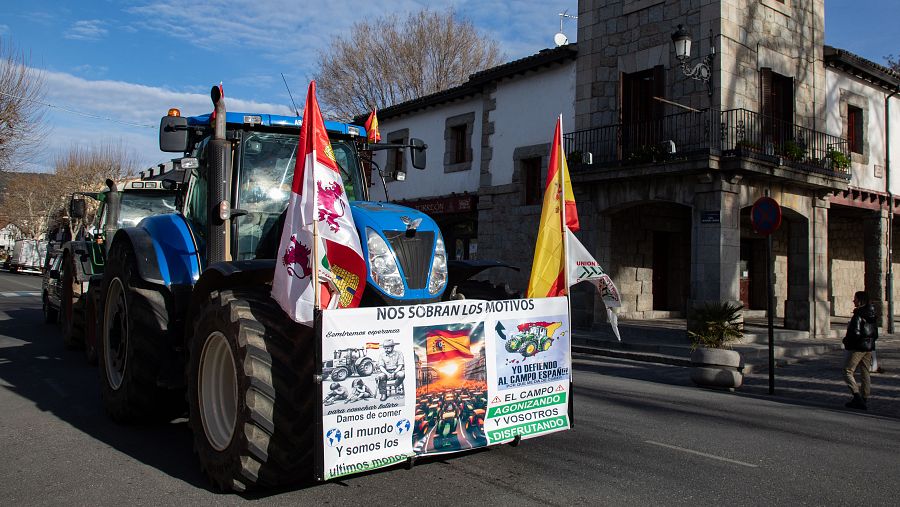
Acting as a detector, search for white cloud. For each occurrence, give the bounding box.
[34,69,294,171]
[0,24,9,35]
[127,0,577,76]
[65,19,109,41]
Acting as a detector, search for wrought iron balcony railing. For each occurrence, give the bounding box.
[563,108,851,180]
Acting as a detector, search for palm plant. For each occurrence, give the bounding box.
[688,302,744,350]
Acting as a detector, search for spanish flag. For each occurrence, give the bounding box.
[526,115,579,298]
[365,342,380,350]
[425,329,473,362]
[364,108,381,143]
[517,321,563,337]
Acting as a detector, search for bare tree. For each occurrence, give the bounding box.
[886,55,900,74]
[52,143,140,230]
[0,38,46,172]
[0,172,57,239]
[0,143,139,238]
[313,8,503,120]
[54,142,139,196]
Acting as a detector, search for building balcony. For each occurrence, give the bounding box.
[564,108,851,189]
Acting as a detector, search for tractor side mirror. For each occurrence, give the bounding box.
[69,199,86,219]
[409,138,427,170]
[160,115,189,153]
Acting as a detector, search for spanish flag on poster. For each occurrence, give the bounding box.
[426,329,473,362]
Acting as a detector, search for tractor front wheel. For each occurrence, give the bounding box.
[188,288,315,492]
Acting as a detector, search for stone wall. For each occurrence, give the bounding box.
[577,0,827,130]
[828,215,865,316]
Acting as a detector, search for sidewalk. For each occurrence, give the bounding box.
[573,318,900,419]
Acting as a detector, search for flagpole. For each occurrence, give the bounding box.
[558,114,575,429]
[312,163,321,311]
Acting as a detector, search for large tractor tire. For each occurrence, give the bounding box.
[61,252,85,349]
[83,288,99,365]
[98,241,184,423]
[188,288,315,492]
[42,291,58,324]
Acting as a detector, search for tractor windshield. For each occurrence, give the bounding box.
[117,192,178,228]
[235,132,364,260]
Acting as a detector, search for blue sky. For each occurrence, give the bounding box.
[1,0,897,172]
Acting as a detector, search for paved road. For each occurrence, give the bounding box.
[1,271,899,505]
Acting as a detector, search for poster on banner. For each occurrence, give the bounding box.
[484,303,570,444]
[318,297,572,480]
[320,311,416,480]
[412,322,488,454]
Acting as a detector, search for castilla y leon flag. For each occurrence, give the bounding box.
[526,115,580,298]
[425,329,473,362]
[364,108,380,143]
[272,81,367,326]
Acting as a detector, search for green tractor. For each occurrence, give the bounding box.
[323,347,376,381]
[505,325,553,358]
[57,175,182,363]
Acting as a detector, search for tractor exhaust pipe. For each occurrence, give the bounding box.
[206,85,230,265]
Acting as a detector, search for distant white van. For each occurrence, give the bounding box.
[8,239,48,274]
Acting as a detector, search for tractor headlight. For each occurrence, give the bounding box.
[366,228,404,297]
[428,236,448,295]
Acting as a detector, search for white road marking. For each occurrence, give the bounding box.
[644,440,759,468]
[0,291,41,297]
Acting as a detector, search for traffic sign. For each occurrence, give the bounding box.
[751,196,782,236]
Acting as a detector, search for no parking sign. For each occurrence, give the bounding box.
[751,196,782,236]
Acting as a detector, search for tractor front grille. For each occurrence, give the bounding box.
[385,230,434,290]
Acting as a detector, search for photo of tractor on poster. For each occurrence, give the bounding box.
[412,323,488,454]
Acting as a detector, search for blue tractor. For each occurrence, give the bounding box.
[96,87,448,491]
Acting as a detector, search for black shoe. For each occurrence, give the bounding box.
[845,394,867,410]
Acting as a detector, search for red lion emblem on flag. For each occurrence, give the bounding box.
[317,180,346,233]
[282,234,312,279]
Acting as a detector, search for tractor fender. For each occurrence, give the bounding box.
[448,259,519,284]
[185,259,276,340]
[109,214,201,287]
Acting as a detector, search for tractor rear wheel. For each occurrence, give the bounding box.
[83,287,99,365]
[61,252,84,349]
[98,241,183,423]
[42,292,58,324]
[188,288,315,492]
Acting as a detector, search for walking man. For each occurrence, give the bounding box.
[843,291,878,410]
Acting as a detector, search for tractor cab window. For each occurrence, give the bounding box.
[234,132,364,260]
[185,137,210,252]
[117,192,178,228]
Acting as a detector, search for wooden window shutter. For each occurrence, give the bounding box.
[760,68,773,119]
[652,65,665,120]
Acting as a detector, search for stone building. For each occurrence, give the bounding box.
[373,0,900,337]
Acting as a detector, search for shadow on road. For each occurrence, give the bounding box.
[0,306,210,490]
[574,349,900,421]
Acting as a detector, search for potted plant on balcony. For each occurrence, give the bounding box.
[826,149,851,171]
[782,140,806,162]
[688,302,744,389]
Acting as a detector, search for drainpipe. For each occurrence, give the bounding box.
[887,88,898,333]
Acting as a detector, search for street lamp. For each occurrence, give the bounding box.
[672,24,715,97]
